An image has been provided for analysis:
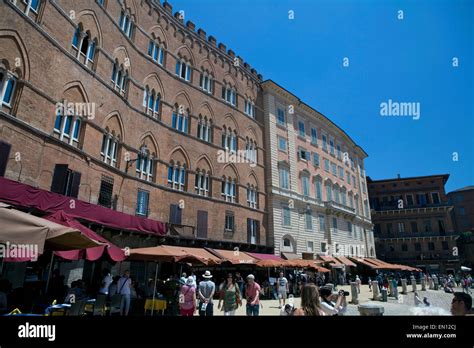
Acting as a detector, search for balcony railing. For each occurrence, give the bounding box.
[324,200,356,215]
[372,203,451,212]
[376,231,458,239]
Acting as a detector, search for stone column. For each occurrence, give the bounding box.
[421,278,426,291]
[372,281,379,300]
[411,279,417,292]
[358,303,384,316]
[350,282,359,304]
[401,279,407,294]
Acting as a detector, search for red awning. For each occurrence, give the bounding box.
[0,177,166,236]
[208,248,257,264]
[48,211,126,262]
[247,252,285,261]
[335,256,357,267]
[318,255,344,267]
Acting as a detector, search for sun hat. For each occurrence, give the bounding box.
[202,270,212,279]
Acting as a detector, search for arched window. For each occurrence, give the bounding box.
[341,188,347,206]
[245,138,257,163]
[147,40,164,65]
[143,86,160,118]
[199,70,213,94]
[136,145,154,182]
[12,0,41,19]
[119,9,134,39]
[72,26,97,68]
[221,176,236,203]
[222,83,237,106]
[0,70,17,112]
[175,57,192,82]
[111,61,128,96]
[168,161,186,191]
[222,126,237,152]
[244,97,255,118]
[171,105,189,133]
[247,184,257,209]
[53,100,82,147]
[100,132,119,167]
[197,115,212,142]
[325,182,332,201]
[195,169,210,197]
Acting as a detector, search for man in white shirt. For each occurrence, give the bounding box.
[117,270,132,316]
[276,272,289,309]
[319,286,347,316]
[99,269,113,295]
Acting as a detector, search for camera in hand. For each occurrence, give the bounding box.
[339,290,350,296]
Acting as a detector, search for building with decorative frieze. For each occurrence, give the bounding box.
[262,80,375,259]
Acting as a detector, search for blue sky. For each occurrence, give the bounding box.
[170,0,473,192]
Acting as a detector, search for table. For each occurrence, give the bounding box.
[144,298,167,315]
[45,299,96,315]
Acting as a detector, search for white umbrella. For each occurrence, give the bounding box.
[461,266,472,272]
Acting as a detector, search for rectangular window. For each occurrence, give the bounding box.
[415,243,421,251]
[315,180,322,200]
[332,217,337,230]
[331,163,337,176]
[338,166,344,179]
[278,136,287,151]
[329,139,335,155]
[326,184,332,201]
[169,204,182,224]
[282,205,291,226]
[298,120,305,137]
[197,210,208,239]
[322,135,327,151]
[398,222,405,233]
[277,108,286,126]
[319,215,325,232]
[402,244,408,252]
[428,242,435,251]
[298,148,309,161]
[305,211,312,230]
[50,164,81,198]
[136,189,149,216]
[247,219,259,244]
[279,167,289,189]
[406,194,414,206]
[347,221,352,235]
[411,221,418,233]
[313,153,320,167]
[302,176,310,196]
[442,241,449,250]
[337,145,341,159]
[423,220,432,232]
[311,128,317,144]
[320,242,327,253]
[324,159,330,172]
[347,172,351,184]
[432,192,440,205]
[225,211,235,232]
[98,175,114,209]
[352,175,356,188]
[307,241,314,253]
[438,220,445,233]
[386,223,393,235]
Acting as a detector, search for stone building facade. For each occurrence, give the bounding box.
[0,0,268,251]
[262,80,375,259]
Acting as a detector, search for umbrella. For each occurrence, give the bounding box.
[128,245,222,265]
[461,266,472,272]
[0,203,101,255]
[256,259,290,268]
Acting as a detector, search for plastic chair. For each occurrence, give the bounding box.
[67,300,86,316]
[108,294,122,316]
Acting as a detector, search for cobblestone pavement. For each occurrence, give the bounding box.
[214,285,464,316]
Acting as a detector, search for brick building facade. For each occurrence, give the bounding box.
[0,0,268,251]
[368,174,460,274]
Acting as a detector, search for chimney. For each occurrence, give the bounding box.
[227,49,235,59]
[163,1,172,14]
[397,173,401,179]
[197,28,206,39]
[174,11,183,22]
